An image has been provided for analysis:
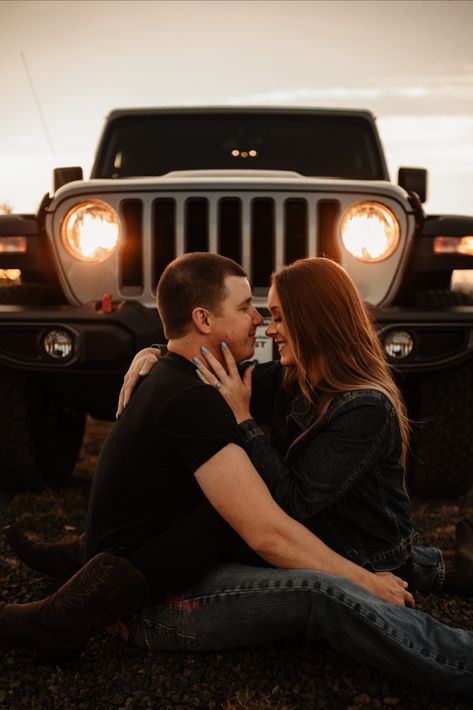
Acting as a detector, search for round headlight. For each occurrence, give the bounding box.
[340,201,400,262]
[62,200,119,262]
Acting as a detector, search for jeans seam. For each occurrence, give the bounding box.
[317,585,472,677]
[165,581,472,676]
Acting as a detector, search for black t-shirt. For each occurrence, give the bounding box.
[84,351,242,560]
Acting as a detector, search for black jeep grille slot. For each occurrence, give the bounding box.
[153,199,176,287]
[251,198,275,289]
[186,198,208,252]
[218,198,241,264]
[317,200,341,261]
[285,199,307,264]
[120,200,143,293]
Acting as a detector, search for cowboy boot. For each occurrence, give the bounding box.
[3,525,85,579]
[0,551,149,664]
[442,518,473,594]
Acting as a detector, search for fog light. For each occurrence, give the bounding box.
[383,330,414,360]
[42,329,74,360]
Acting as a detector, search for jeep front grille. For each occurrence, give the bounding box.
[51,184,411,308]
[119,193,341,295]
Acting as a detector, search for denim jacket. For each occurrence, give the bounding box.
[240,361,414,572]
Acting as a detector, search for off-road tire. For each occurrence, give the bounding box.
[407,360,473,497]
[407,289,473,497]
[0,283,84,491]
[0,370,86,491]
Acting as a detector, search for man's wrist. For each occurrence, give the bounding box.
[353,566,375,590]
[238,418,265,441]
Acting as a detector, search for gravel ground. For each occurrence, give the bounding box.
[1,417,473,710]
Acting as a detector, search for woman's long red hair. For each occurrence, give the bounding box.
[273,257,409,461]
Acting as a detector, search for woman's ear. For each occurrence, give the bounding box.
[192,307,211,334]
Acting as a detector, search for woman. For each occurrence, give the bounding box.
[191,258,414,582]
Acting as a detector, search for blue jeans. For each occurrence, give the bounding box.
[129,562,472,699]
[411,545,445,592]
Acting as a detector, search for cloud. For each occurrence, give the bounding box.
[0,134,94,156]
[226,70,473,109]
[379,115,473,163]
[0,135,39,150]
[430,62,473,74]
[226,80,473,105]
[377,114,473,214]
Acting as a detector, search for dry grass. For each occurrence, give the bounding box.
[222,688,297,710]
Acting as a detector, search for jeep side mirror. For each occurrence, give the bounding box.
[53,166,83,192]
[398,167,428,204]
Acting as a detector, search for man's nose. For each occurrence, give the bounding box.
[252,307,264,325]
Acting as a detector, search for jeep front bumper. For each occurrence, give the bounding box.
[1,301,473,375]
[0,300,161,373]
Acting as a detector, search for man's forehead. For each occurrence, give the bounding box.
[223,275,252,300]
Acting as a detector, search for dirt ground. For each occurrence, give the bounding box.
[0,417,472,709]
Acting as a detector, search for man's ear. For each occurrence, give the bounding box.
[192,307,212,334]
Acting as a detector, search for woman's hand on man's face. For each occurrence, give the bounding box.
[194,342,254,424]
[116,347,161,418]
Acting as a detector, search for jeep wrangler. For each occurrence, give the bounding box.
[1,107,473,495]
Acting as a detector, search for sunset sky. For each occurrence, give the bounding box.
[0,0,472,216]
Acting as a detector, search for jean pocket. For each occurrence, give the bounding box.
[143,617,200,651]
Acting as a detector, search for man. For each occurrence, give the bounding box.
[4,253,473,697]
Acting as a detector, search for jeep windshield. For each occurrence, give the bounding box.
[93,112,387,181]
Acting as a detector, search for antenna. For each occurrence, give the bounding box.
[21,51,54,154]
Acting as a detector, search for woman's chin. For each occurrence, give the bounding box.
[279,355,292,367]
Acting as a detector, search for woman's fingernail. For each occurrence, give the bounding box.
[201,346,209,355]
[115,411,120,420]
[221,341,228,350]
[193,356,201,365]
[195,369,203,379]
[139,369,148,377]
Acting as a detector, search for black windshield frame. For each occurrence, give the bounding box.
[92,111,388,181]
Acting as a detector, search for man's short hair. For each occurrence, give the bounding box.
[157,252,247,338]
